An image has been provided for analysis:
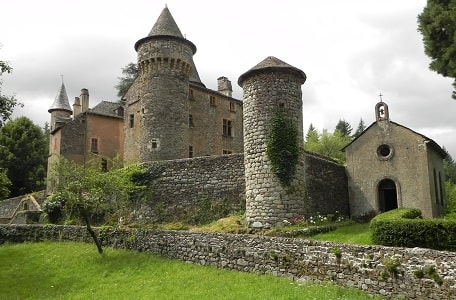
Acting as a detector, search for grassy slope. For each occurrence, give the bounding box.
[0,242,381,300]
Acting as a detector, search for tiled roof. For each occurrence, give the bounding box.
[89,101,124,118]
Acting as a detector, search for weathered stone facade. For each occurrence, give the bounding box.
[344,102,447,218]
[123,7,243,164]
[239,57,307,227]
[2,224,455,299]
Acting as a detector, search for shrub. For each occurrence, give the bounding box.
[370,208,456,251]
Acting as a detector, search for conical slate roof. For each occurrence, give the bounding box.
[189,57,205,87]
[238,56,306,86]
[148,6,184,38]
[134,6,196,54]
[48,82,72,113]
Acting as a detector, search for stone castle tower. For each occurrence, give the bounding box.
[134,6,196,161]
[238,56,307,228]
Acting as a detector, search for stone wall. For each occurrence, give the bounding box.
[303,153,349,216]
[136,154,245,223]
[1,224,454,299]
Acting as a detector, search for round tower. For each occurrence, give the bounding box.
[48,81,72,131]
[238,56,306,228]
[134,6,195,162]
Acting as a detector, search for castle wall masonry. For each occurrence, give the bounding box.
[131,152,348,224]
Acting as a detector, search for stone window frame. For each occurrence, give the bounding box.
[222,119,233,137]
[376,144,393,160]
[129,114,134,128]
[189,114,194,127]
[210,95,216,107]
[223,149,232,155]
[189,145,193,158]
[229,102,236,112]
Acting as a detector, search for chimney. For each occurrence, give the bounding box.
[80,88,89,113]
[217,76,232,97]
[73,97,81,116]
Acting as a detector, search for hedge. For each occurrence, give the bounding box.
[370,208,456,251]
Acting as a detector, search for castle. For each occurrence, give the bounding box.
[44,6,447,227]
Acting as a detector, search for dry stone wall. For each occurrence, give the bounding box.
[1,224,454,299]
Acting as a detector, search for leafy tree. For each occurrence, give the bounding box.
[335,119,352,137]
[0,117,47,196]
[305,123,318,143]
[353,118,366,139]
[115,62,138,98]
[418,0,456,99]
[0,54,23,126]
[443,148,456,183]
[0,169,11,200]
[48,157,146,253]
[304,128,352,164]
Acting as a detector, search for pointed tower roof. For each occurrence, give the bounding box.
[189,58,205,87]
[134,6,196,53]
[238,56,306,86]
[148,6,184,38]
[48,82,72,113]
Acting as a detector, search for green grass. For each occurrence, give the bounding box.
[309,222,373,245]
[0,242,381,300]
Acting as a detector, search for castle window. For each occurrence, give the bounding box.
[189,145,193,158]
[151,140,158,149]
[91,138,98,153]
[229,102,235,112]
[439,171,444,205]
[376,144,393,160]
[210,95,216,106]
[129,114,134,128]
[433,168,439,204]
[189,89,194,100]
[223,150,232,155]
[189,114,194,127]
[223,119,233,137]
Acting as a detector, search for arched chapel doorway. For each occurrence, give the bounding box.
[378,179,398,212]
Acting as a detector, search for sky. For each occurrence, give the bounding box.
[1,0,456,158]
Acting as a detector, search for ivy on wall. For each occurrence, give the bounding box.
[266,111,299,185]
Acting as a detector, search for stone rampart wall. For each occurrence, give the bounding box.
[1,225,454,299]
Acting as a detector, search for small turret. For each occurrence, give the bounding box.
[48,81,72,131]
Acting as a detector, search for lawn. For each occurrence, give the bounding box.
[309,222,372,245]
[0,242,381,300]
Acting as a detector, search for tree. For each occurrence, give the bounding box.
[0,117,47,196]
[418,1,456,99]
[304,128,352,164]
[0,169,11,200]
[0,54,23,126]
[305,123,318,143]
[48,157,146,253]
[443,148,456,183]
[353,118,366,138]
[115,62,138,98]
[335,119,352,137]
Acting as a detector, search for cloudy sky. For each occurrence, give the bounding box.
[1,0,455,157]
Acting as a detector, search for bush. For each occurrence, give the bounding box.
[370,208,456,251]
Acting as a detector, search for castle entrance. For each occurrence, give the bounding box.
[378,179,398,212]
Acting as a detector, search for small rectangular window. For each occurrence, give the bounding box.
[223,150,232,155]
[229,102,235,112]
[210,95,216,106]
[189,89,194,100]
[189,114,194,127]
[189,145,193,158]
[151,140,158,149]
[91,138,98,153]
[129,114,134,128]
[223,119,232,137]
